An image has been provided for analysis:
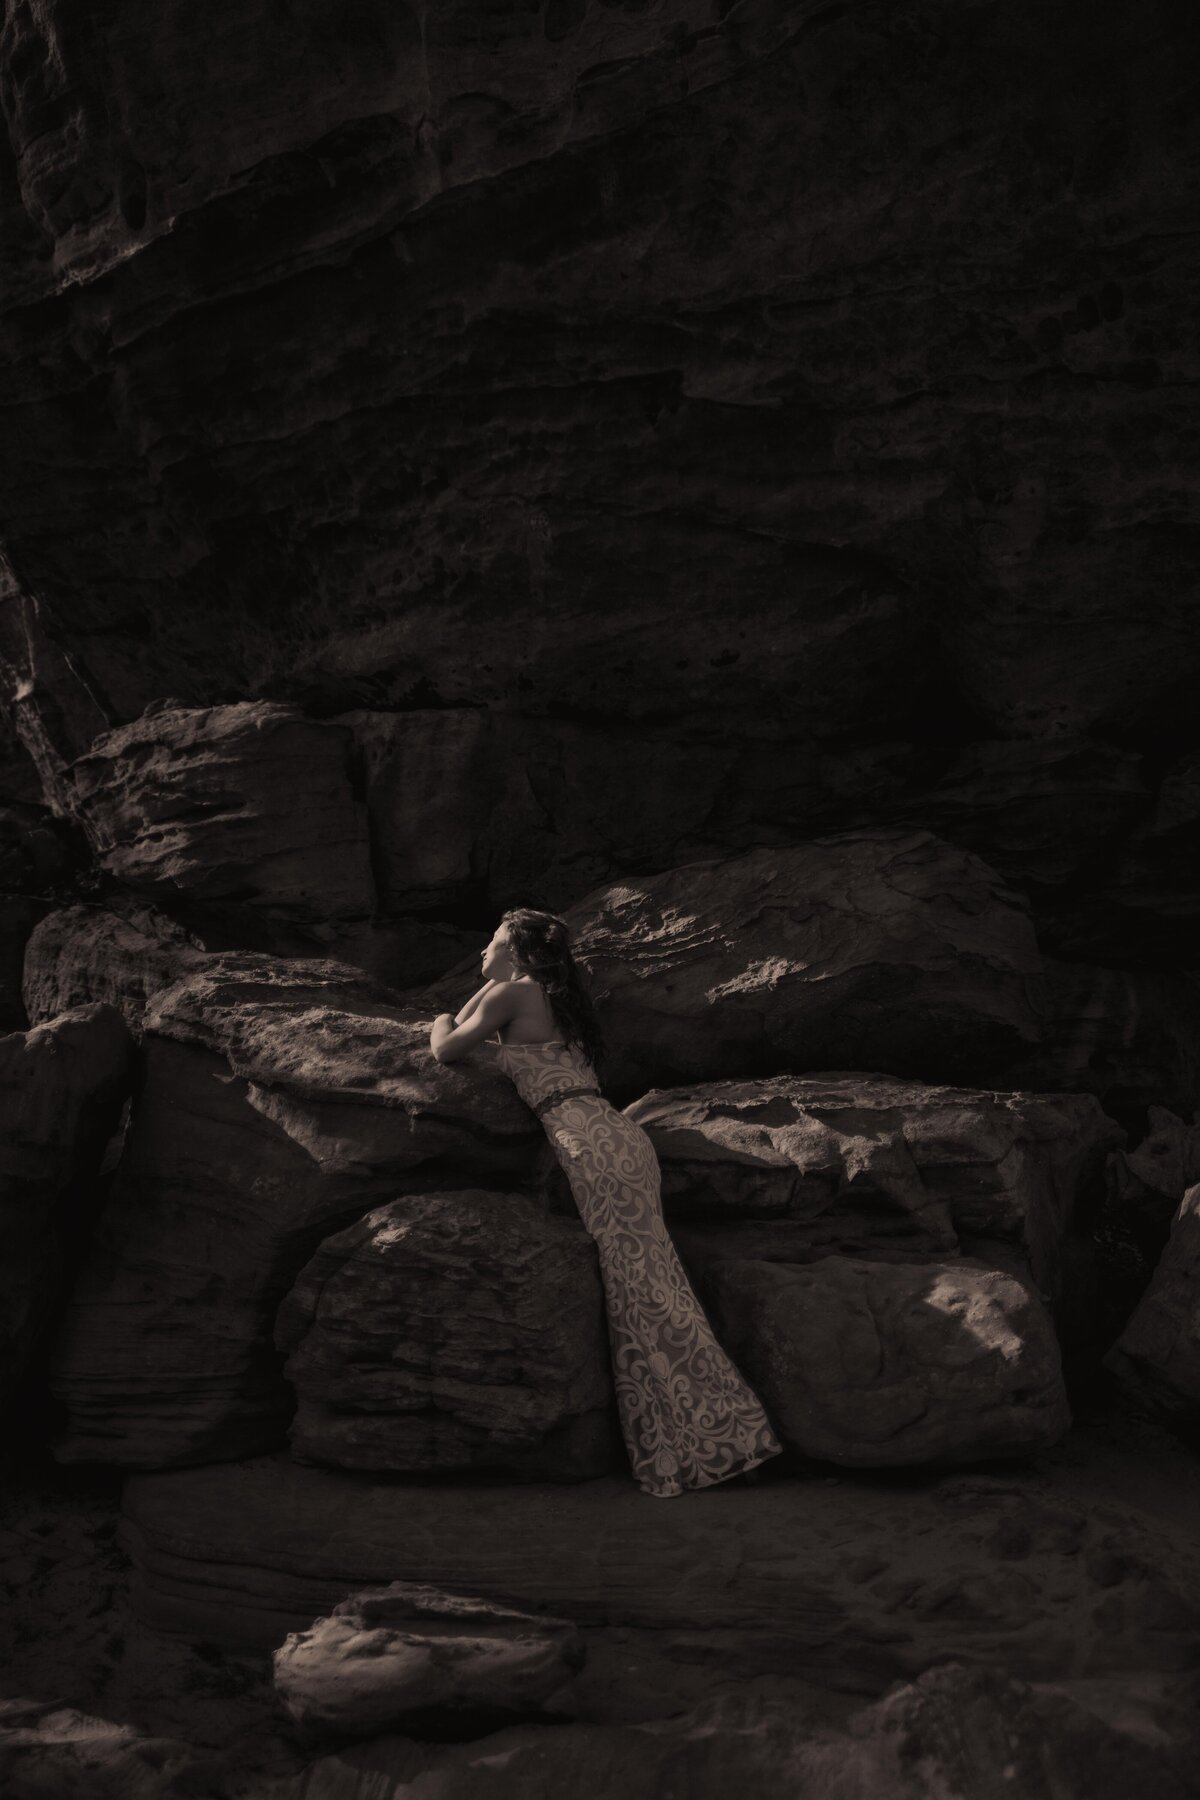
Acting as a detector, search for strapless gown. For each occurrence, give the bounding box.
[495,1036,783,1497]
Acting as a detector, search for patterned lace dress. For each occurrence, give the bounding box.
[494,1036,783,1497]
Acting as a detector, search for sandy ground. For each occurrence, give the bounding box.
[1,1393,1197,1797]
[0,1442,307,1795]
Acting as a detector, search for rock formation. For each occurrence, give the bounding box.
[46,957,541,1466]
[0,0,1198,1792]
[276,1191,617,1478]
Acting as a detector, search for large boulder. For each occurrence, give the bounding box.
[272,1584,586,1743]
[276,1191,617,1480]
[591,1073,1121,1294]
[1106,1184,1200,1422]
[422,829,1045,1099]
[0,1003,132,1413]
[706,1255,1070,1467]
[62,701,374,920]
[47,956,542,1466]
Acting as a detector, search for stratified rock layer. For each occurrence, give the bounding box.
[120,1452,1200,1693]
[276,1191,617,1479]
[707,1256,1070,1466]
[63,702,374,920]
[21,902,209,1034]
[272,1584,586,1742]
[47,956,541,1466]
[613,1073,1122,1292]
[0,1004,132,1412]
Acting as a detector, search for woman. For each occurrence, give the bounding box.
[430,907,783,1498]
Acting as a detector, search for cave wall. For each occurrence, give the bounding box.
[0,0,1196,986]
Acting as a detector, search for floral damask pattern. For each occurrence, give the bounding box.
[495,1038,783,1497]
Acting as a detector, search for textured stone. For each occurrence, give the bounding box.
[1107,1107,1200,1242]
[272,1584,586,1742]
[579,1073,1121,1294]
[48,956,541,1466]
[21,899,483,1033]
[0,1004,132,1413]
[707,1255,1070,1466]
[21,902,208,1033]
[276,1192,616,1479]
[891,738,1149,889]
[259,1665,1200,1800]
[119,1452,1200,1693]
[63,701,374,920]
[1011,961,1200,1125]
[1,2,1196,754]
[1107,1185,1200,1421]
[0,1702,230,1800]
[423,829,1045,1099]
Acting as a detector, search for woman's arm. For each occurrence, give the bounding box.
[430,984,521,1064]
[452,979,501,1027]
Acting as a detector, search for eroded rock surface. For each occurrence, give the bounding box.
[63,701,373,920]
[21,902,209,1033]
[708,1255,1070,1466]
[272,1584,586,1742]
[605,1074,1121,1293]
[0,1004,132,1413]
[276,1191,617,1479]
[48,957,541,1465]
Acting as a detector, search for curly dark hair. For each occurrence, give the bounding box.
[500,907,606,1075]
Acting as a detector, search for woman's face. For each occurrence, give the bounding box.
[481,922,520,980]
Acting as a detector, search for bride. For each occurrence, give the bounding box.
[429,907,782,1497]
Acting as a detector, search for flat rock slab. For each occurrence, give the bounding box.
[273,1583,585,1741]
[120,1448,1200,1702]
[63,700,374,920]
[48,956,541,1467]
[615,1073,1122,1291]
[276,1191,617,1479]
[706,1255,1070,1466]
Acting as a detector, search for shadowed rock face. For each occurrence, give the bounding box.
[276,1191,618,1480]
[258,1664,1200,1800]
[64,701,374,919]
[119,1449,1200,1688]
[707,1255,1071,1466]
[0,1003,133,1413]
[0,2,1196,752]
[1107,1183,1200,1420]
[46,956,543,1466]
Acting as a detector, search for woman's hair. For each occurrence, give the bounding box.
[500,907,606,1075]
